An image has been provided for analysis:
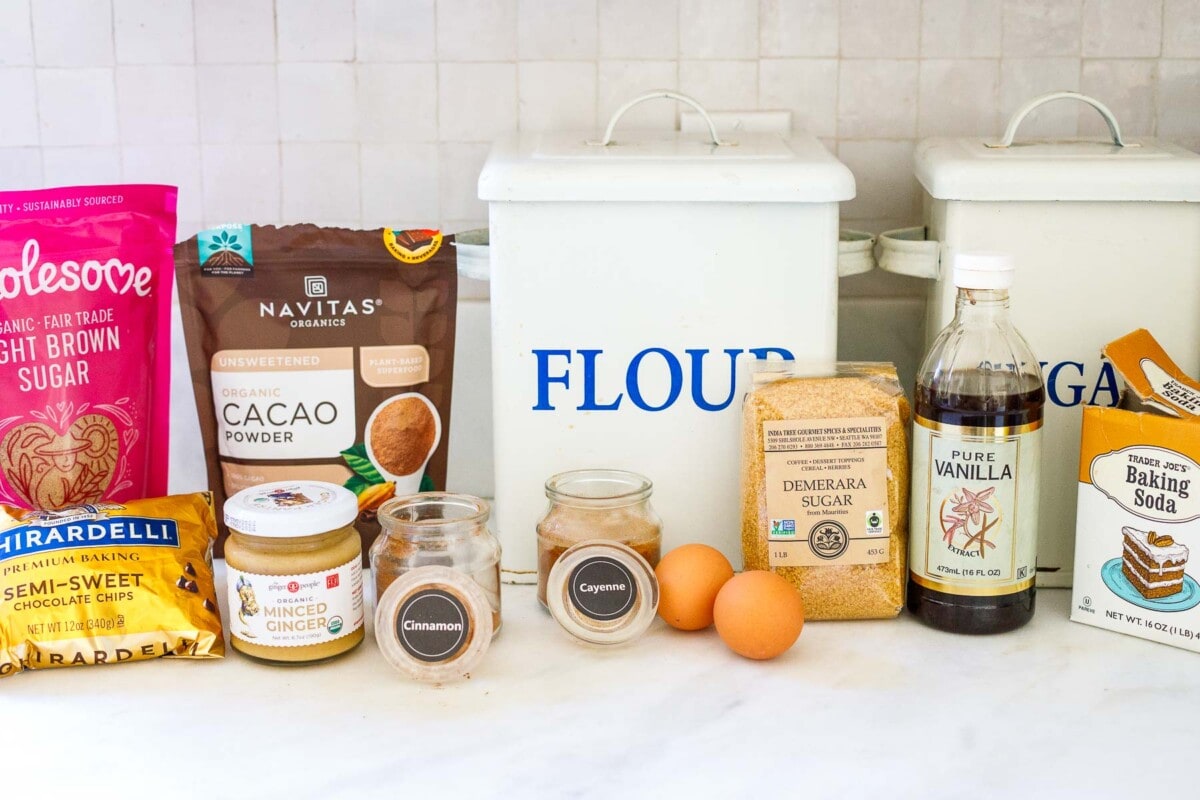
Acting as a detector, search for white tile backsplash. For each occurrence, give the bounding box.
[1002,0,1083,57]
[1157,60,1200,137]
[918,59,1000,137]
[838,59,918,138]
[0,1,34,66]
[31,0,113,67]
[0,146,43,189]
[278,63,358,141]
[197,64,280,144]
[836,138,920,220]
[200,142,281,222]
[598,60,679,127]
[518,61,597,132]
[758,58,838,138]
[0,68,39,146]
[760,0,839,57]
[357,63,439,142]
[438,62,518,141]
[921,0,1003,58]
[437,141,490,220]
[356,0,436,62]
[42,146,121,185]
[678,59,757,110]
[598,0,679,59]
[1164,0,1200,57]
[277,0,356,62]
[121,144,204,221]
[1080,59,1158,135]
[116,65,199,144]
[194,0,277,64]
[360,141,440,228]
[36,68,118,146]
[680,0,759,59]
[841,0,921,59]
[281,141,361,221]
[1082,0,1163,57]
[3,0,1192,234]
[518,0,597,60]
[114,0,195,65]
[437,0,518,61]
[1000,58,1082,137]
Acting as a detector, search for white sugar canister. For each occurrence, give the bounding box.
[878,92,1200,587]
[478,92,858,581]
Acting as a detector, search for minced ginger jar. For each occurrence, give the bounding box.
[224,481,365,665]
[371,493,502,636]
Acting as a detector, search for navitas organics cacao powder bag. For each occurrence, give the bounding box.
[176,225,458,558]
[0,185,177,510]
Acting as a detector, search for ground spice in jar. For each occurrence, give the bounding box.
[535,470,662,608]
[741,363,910,620]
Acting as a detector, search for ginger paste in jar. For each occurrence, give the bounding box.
[224,481,365,664]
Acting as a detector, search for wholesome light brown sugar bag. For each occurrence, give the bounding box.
[176,225,458,558]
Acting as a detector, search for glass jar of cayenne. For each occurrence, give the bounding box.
[371,493,502,636]
[223,481,365,665]
[536,469,663,608]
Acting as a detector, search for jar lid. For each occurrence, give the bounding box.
[546,540,659,646]
[374,566,494,682]
[224,481,359,538]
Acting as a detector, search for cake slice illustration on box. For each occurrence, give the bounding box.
[1120,526,1190,599]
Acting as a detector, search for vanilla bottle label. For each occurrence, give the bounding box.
[910,416,1042,596]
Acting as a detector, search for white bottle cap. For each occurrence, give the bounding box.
[953,252,1014,290]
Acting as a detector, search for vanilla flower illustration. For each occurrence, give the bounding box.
[951,487,995,524]
[941,513,967,544]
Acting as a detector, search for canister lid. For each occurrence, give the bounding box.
[546,540,660,646]
[478,131,855,203]
[915,138,1200,203]
[224,481,359,538]
[375,566,494,682]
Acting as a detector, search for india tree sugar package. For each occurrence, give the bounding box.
[176,224,458,557]
[0,493,224,678]
[0,185,177,510]
[741,362,910,619]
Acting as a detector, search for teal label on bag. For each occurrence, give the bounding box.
[199,224,253,277]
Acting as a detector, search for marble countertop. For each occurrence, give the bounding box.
[4,571,1197,799]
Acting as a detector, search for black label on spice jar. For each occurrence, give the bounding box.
[568,557,637,621]
[395,588,471,663]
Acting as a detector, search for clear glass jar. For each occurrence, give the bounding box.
[536,469,663,608]
[371,493,502,636]
[224,481,365,665]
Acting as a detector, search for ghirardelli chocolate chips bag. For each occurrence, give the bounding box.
[176,224,457,558]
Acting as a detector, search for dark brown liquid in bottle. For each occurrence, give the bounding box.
[908,370,1044,635]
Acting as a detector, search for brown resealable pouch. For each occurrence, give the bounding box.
[176,225,458,560]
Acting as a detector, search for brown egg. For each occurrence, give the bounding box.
[655,544,735,631]
[713,570,805,660]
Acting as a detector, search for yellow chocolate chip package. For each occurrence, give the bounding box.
[0,493,224,677]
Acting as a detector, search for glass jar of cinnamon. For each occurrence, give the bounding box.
[370,493,502,636]
[536,469,663,608]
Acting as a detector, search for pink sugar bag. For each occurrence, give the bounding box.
[0,185,177,509]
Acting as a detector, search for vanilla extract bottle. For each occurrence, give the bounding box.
[908,253,1045,634]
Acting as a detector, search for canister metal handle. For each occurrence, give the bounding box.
[986,91,1134,148]
[588,90,735,147]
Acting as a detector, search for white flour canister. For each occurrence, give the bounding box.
[878,92,1200,587]
[479,92,857,582]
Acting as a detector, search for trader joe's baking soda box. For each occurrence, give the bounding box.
[1073,329,1200,653]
